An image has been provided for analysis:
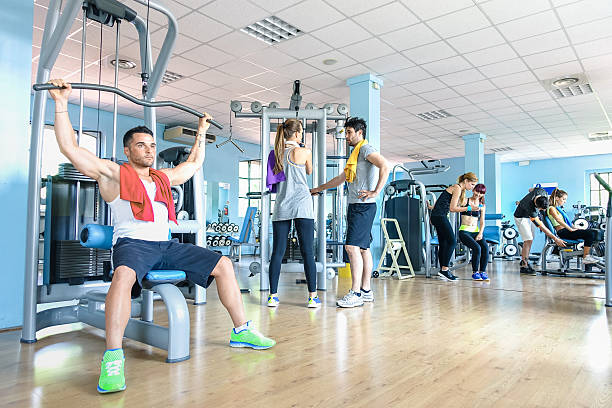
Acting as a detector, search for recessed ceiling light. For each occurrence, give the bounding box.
[552,77,579,87]
[416,110,452,121]
[241,16,301,45]
[323,58,338,66]
[110,58,136,70]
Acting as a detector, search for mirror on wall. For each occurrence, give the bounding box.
[207,181,231,223]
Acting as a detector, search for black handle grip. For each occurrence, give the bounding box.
[33,83,223,130]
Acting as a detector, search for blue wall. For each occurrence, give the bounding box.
[501,153,612,251]
[0,1,33,329]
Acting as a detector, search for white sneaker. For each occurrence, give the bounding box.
[336,290,364,308]
[361,289,374,302]
[583,255,600,264]
[267,295,279,307]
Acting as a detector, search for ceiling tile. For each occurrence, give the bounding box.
[363,53,415,74]
[427,7,491,38]
[244,47,297,69]
[332,0,397,16]
[532,60,583,80]
[421,55,472,76]
[169,77,214,93]
[434,96,472,108]
[280,61,323,78]
[208,31,271,57]
[403,77,448,93]
[244,70,294,89]
[329,64,371,81]
[311,19,372,48]
[497,10,561,42]
[511,91,553,105]
[402,41,457,64]
[438,69,486,87]
[479,0,551,24]
[522,46,577,69]
[304,50,356,71]
[249,0,302,13]
[341,38,395,62]
[512,30,570,56]
[446,27,506,53]
[420,87,460,102]
[501,82,547,97]
[489,70,538,87]
[274,34,333,59]
[382,66,431,84]
[464,44,518,66]
[166,55,208,76]
[199,0,269,28]
[566,16,612,44]
[192,69,235,87]
[177,12,232,42]
[400,0,474,20]
[394,94,428,107]
[276,0,344,32]
[452,80,497,95]
[353,2,419,35]
[574,37,612,59]
[581,53,612,73]
[215,60,267,78]
[380,23,441,51]
[556,0,612,26]
[467,89,509,103]
[182,44,235,68]
[479,58,529,78]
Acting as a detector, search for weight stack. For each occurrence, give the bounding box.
[51,240,110,284]
[384,196,423,271]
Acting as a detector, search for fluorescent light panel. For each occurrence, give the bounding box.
[241,16,301,45]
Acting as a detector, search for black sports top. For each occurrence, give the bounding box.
[431,189,452,217]
[461,209,480,217]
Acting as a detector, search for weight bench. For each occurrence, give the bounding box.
[483,225,501,262]
[79,224,190,363]
[229,206,259,262]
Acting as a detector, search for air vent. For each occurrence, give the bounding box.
[162,70,184,85]
[407,153,432,160]
[490,146,513,152]
[241,16,301,45]
[163,126,216,145]
[416,110,452,120]
[588,131,612,141]
[541,73,593,99]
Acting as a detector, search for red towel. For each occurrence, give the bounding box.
[119,163,177,224]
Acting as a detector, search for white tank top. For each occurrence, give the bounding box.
[108,180,170,245]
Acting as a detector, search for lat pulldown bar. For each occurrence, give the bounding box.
[33,82,223,130]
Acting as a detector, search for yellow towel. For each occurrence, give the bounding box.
[344,139,367,183]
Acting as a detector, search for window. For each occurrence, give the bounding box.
[589,171,611,208]
[238,159,262,217]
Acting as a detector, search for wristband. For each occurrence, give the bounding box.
[467,205,472,211]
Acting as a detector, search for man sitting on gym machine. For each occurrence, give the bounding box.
[47,79,275,394]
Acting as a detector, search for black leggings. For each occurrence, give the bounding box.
[458,230,489,272]
[431,216,456,268]
[557,228,599,247]
[269,218,316,293]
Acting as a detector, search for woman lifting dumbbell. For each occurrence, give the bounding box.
[547,188,601,264]
[430,172,479,281]
[458,183,490,281]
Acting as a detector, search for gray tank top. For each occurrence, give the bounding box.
[271,147,314,221]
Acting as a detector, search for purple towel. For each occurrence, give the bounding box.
[266,150,286,193]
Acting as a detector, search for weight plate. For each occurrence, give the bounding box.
[504,244,518,256]
[574,218,588,230]
[503,228,517,240]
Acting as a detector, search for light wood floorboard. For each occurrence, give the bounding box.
[1,259,611,407]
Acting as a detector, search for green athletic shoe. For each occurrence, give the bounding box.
[97,349,126,394]
[229,321,275,350]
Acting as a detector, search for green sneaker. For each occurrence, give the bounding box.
[229,321,275,350]
[97,349,126,394]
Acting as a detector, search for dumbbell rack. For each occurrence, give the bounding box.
[206,222,240,248]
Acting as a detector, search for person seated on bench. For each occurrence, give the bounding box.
[547,188,600,264]
[514,186,566,275]
[458,183,490,282]
[47,79,275,394]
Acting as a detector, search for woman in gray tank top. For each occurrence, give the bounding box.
[267,118,320,308]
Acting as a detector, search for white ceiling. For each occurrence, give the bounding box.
[31,0,612,163]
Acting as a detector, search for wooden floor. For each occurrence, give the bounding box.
[2,259,611,408]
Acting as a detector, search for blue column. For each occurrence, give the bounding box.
[484,153,502,216]
[0,0,33,328]
[347,73,384,260]
[462,133,486,181]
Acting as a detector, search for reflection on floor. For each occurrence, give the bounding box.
[1,257,611,408]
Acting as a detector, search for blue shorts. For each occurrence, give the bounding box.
[112,237,222,298]
[345,203,377,250]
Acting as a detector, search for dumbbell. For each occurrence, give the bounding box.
[224,238,231,246]
[210,222,218,231]
[214,223,222,232]
[221,223,228,232]
[232,224,239,233]
[212,237,220,247]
